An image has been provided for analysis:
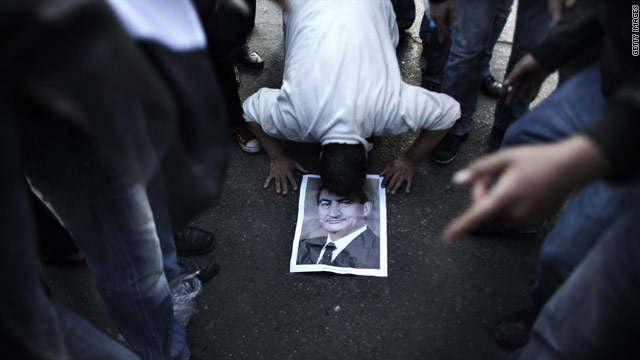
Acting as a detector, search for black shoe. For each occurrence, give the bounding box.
[174,226,216,256]
[480,74,503,99]
[432,133,468,165]
[420,79,441,93]
[177,255,220,282]
[235,43,264,69]
[493,307,538,349]
[487,127,506,153]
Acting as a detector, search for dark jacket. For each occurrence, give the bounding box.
[530,0,640,180]
[297,228,380,269]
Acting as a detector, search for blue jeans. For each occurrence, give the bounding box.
[419,0,512,83]
[23,120,189,359]
[502,63,640,309]
[516,207,640,359]
[0,114,139,359]
[443,0,549,136]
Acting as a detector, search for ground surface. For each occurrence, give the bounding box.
[42,1,558,359]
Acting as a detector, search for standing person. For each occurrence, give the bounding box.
[443,0,640,354]
[429,0,550,164]
[418,0,512,98]
[193,0,264,154]
[217,0,265,69]
[5,0,228,358]
[243,0,460,196]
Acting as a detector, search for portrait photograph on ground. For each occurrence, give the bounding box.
[289,174,388,277]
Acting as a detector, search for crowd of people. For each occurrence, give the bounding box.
[1,0,638,358]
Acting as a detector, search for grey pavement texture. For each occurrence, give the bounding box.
[41,1,559,359]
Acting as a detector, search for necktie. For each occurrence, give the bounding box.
[319,242,337,265]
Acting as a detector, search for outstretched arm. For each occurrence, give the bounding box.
[247,122,307,195]
[381,129,448,194]
[442,134,610,242]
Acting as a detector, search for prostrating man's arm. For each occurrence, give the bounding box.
[247,122,307,195]
[380,129,448,194]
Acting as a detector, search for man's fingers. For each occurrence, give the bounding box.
[442,193,506,243]
[387,172,403,194]
[391,174,405,194]
[454,153,509,188]
[295,162,308,174]
[264,174,273,189]
[471,177,491,202]
[281,175,289,195]
[380,164,391,177]
[274,175,282,194]
[286,172,298,191]
[381,167,394,188]
[405,177,413,193]
[548,0,563,23]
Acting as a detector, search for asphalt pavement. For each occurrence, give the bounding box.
[41,1,559,359]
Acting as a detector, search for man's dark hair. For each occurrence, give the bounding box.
[320,143,366,196]
[316,185,369,205]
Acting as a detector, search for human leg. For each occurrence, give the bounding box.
[441,0,499,136]
[518,207,640,360]
[493,0,550,133]
[480,0,513,78]
[1,113,139,359]
[23,121,189,360]
[419,12,451,90]
[479,0,514,98]
[530,182,640,308]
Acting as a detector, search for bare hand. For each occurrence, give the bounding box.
[264,156,308,195]
[503,53,550,105]
[380,157,418,194]
[548,0,577,23]
[430,0,457,42]
[442,137,607,243]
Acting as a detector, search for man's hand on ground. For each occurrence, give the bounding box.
[503,53,550,105]
[442,135,609,243]
[381,156,418,195]
[264,156,308,195]
[430,0,457,42]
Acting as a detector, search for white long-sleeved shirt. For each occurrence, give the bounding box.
[242,0,460,151]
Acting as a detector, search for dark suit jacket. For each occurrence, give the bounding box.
[297,228,380,269]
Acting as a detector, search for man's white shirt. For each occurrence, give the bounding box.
[316,225,368,264]
[242,0,460,151]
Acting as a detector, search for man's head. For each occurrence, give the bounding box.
[320,143,366,196]
[316,187,372,240]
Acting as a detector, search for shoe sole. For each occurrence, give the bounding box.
[239,143,263,153]
[431,152,457,165]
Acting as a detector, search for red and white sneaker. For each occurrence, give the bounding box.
[231,124,263,153]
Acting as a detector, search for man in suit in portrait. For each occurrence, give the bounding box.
[297,187,380,269]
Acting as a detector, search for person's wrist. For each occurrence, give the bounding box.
[556,135,609,186]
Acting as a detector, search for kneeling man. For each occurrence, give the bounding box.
[244,0,460,196]
[297,187,379,269]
